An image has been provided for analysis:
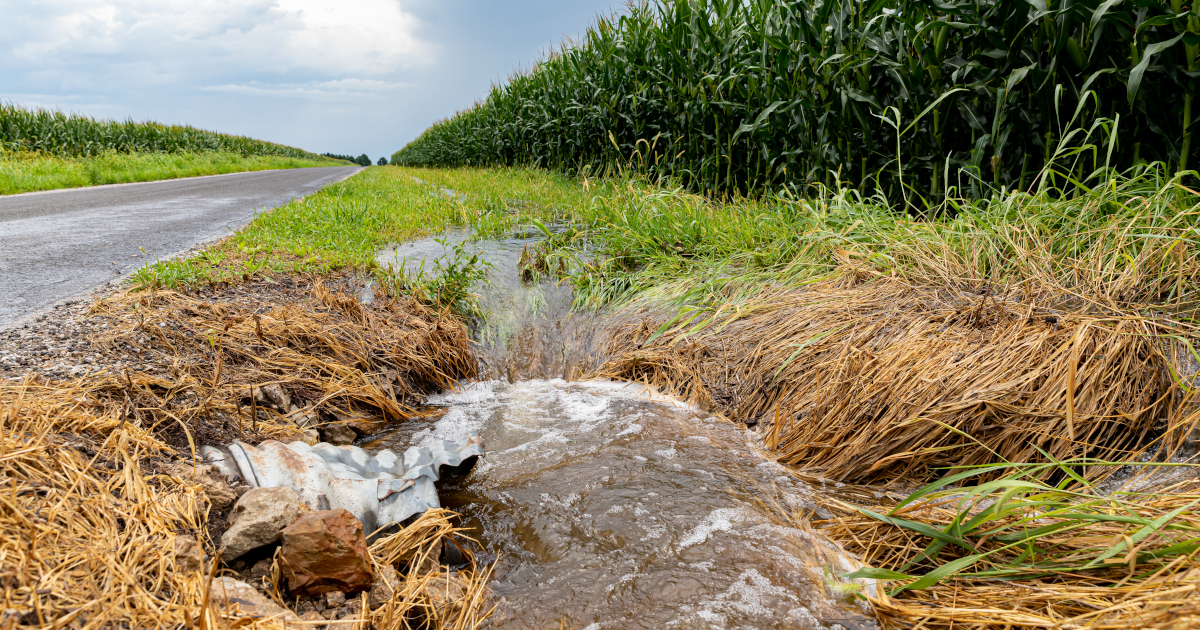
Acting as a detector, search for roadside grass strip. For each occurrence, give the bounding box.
[0,150,342,195]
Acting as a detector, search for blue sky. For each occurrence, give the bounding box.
[0,1,622,160]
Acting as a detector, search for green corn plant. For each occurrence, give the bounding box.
[0,103,327,160]
[393,0,1200,205]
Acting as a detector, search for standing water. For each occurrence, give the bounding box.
[372,227,877,629]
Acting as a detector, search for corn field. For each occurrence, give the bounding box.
[393,0,1199,202]
[1,103,326,160]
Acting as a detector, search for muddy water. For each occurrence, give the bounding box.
[372,230,876,629]
[376,227,601,381]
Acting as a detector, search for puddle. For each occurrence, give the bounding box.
[372,227,877,629]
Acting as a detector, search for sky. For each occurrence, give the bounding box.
[0,0,623,160]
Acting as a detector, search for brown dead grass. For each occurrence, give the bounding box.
[599,277,1194,483]
[0,278,490,629]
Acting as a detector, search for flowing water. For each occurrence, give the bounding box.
[371,228,877,630]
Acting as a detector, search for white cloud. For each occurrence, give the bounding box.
[201,78,411,100]
[2,0,433,81]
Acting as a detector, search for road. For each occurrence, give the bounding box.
[0,166,362,329]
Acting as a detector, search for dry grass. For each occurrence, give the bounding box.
[816,471,1200,629]
[0,278,491,629]
[87,278,477,450]
[599,277,1194,483]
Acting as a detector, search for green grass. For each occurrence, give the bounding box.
[375,166,1200,328]
[0,150,345,195]
[131,162,1200,328]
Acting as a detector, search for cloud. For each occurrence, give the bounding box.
[1,0,433,85]
[200,78,411,100]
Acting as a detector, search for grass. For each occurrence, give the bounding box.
[0,150,345,195]
[130,165,589,315]
[817,461,1200,628]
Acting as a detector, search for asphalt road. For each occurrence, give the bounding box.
[0,166,362,329]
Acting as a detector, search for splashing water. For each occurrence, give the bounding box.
[372,230,877,629]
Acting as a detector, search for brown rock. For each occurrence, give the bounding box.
[165,462,237,510]
[249,557,273,579]
[173,535,203,574]
[336,597,362,619]
[291,405,321,429]
[281,509,373,597]
[299,610,326,627]
[208,577,302,624]
[319,423,357,445]
[368,564,400,608]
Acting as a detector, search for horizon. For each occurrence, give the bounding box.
[0,0,622,162]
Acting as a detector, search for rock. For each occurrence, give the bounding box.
[220,487,301,561]
[298,429,320,446]
[324,590,346,609]
[250,557,274,579]
[425,570,471,616]
[208,577,302,624]
[319,423,357,445]
[291,405,320,429]
[299,610,326,627]
[336,598,362,619]
[281,509,373,597]
[165,462,237,510]
[256,384,291,411]
[173,535,203,574]
[368,564,400,608]
[415,539,444,575]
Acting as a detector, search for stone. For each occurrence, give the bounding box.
[164,462,237,510]
[208,577,302,624]
[299,610,326,627]
[319,423,357,445]
[220,487,300,561]
[425,570,471,616]
[291,405,320,429]
[281,509,373,597]
[298,429,320,446]
[368,564,400,608]
[336,598,362,619]
[250,557,273,579]
[173,535,203,574]
[324,590,346,608]
[256,384,291,411]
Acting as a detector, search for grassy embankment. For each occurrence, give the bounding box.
[0,103,346,194]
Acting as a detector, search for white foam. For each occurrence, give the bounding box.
[678,507,749,549]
